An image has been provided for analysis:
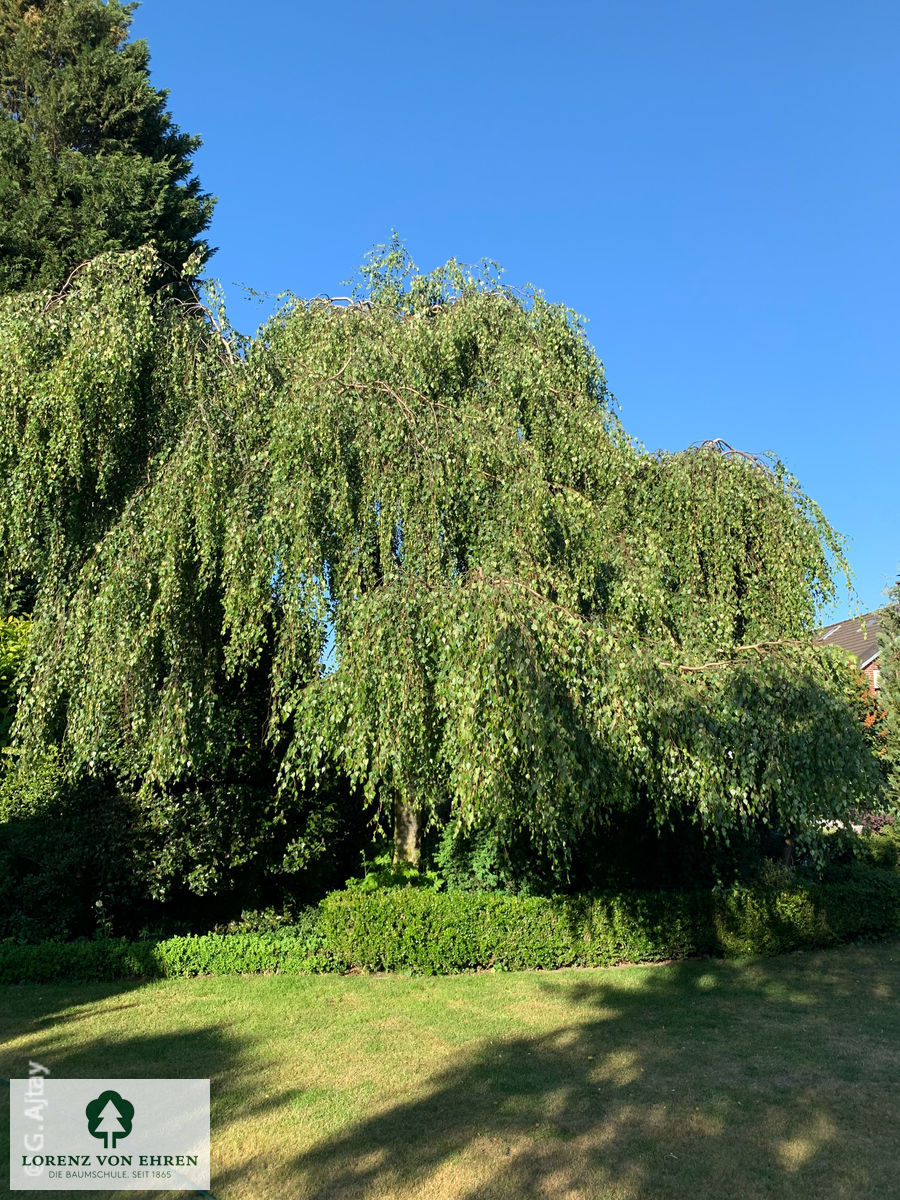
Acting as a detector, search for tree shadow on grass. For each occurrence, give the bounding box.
[3,947,900,1200]
[212,947,900,1200]
[0,980,300,1200]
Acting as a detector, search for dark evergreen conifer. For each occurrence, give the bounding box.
[0,0,214,293]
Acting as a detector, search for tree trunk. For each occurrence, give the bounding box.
[393,792,420,866]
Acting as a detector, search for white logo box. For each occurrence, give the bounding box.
[10,1079,210,1191]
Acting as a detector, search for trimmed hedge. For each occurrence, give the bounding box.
[2,864,900,983]
[0,930,328,984]
[318,889,710,972]
[319,865,900,970]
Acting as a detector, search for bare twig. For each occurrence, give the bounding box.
[660,639,809,673]
[42,260,92,312]
[690,438,767,471]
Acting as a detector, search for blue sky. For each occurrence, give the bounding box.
[133,0,899,620]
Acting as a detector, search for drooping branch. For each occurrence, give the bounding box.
[659,638,813,673]
[1,244,878,895]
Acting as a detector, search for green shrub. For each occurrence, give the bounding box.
[0,752,148,941]
[3,864,899,983]
[316,888,718,972]
[858,824,900,870]
[344,849,443,893]
[0,918,328,984]
[0,744,373,941]
[813,860,900,938]
[433,823,560,895]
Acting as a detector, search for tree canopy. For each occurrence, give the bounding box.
[0,0,213,294]
[0,244,882,901]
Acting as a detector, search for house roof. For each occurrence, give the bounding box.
[817,607,895,668]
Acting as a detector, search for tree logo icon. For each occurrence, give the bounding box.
[85,1090,135,1149]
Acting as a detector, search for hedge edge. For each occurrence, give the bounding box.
[3,868,899,984]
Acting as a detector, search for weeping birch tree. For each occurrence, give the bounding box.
[0,244,881,906]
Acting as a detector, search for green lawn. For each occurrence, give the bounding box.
[3,943,900,1199]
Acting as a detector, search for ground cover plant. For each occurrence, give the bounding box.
[3,942,900,1199]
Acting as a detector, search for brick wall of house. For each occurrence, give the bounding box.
[862,660,880,694]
